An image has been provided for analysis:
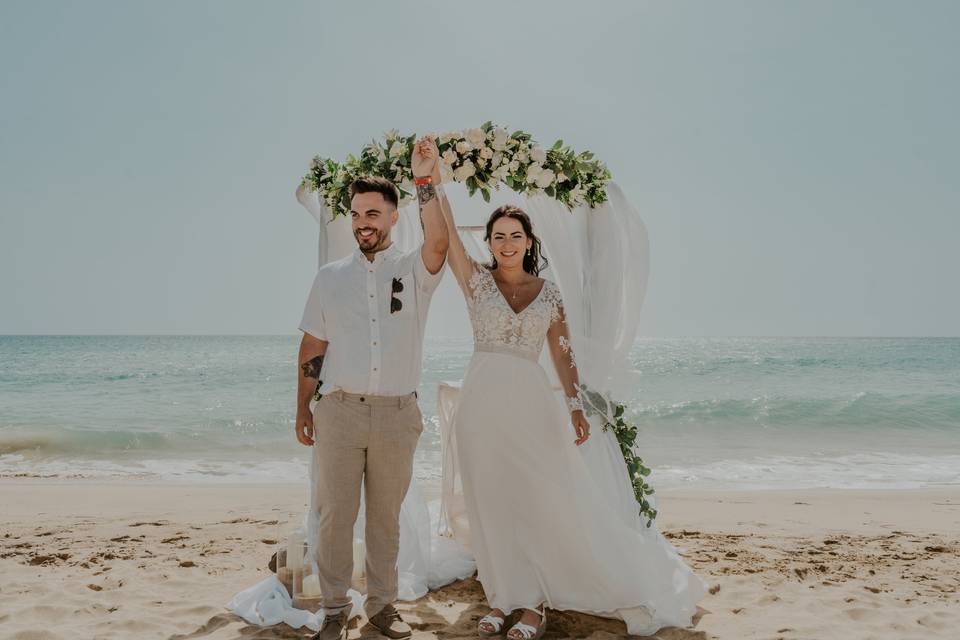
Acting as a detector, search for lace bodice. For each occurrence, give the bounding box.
[466,267,564,361]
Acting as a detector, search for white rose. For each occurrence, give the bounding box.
[479,146,493,159]
[465,128,486,146]
[508,160,520,172]
[491,127,510,151]
[389,141,405,158]
[515,151,528,163]
[492,165,510,181]
[440,163,454,183]
[456,141,472,154]
[535,169,555,189]
[530,147,547,164]
[526,164,543,184]
[491,151,503,167]
[438,132,455,144]
[441,149,458,166]
[453,159,476,182]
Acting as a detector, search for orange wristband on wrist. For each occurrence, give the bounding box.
[414,176,433,185]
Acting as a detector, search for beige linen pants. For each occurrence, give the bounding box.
[311,389,423,618]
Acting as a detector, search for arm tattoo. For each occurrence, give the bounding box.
[417,183,436,232]
[417,182,436,207]
[301,354,324,379]
[301,354,324,401]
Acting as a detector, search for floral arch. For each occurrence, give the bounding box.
[300,122,612,216]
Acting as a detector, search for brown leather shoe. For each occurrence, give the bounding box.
[312,607,350,640]
[368,604,412,639]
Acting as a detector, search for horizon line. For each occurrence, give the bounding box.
[1,334,959,339]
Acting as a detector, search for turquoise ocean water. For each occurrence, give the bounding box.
[1,336,957,489]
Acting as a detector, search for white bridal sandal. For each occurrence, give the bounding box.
[478,609,507,637]
[506,605,546,640]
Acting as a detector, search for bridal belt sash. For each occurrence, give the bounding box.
[473,342,539,362]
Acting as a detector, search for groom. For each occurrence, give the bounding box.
[295,138,447,640]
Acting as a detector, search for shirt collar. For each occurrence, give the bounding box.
[354,242,400,266]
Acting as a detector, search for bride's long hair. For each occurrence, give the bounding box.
[484,205,548,276]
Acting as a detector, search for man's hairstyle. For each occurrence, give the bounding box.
[349,176,399,209]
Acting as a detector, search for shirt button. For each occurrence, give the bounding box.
[373,341,377,346]
[373,367,378,371]
[372,319,376,322]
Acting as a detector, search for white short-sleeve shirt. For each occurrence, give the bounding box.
[299,243,445,396]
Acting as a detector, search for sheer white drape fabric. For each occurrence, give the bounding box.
[228,180,651,629]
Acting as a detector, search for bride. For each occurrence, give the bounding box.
[416,136,708,638]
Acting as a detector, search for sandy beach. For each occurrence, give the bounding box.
[1,482,957,639]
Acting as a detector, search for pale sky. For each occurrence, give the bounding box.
[2,1,958,337]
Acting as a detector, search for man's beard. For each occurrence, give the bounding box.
[355,227,386,252]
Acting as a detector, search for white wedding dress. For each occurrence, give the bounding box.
[448,264,706,635]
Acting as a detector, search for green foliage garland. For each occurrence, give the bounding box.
[578,383,658,528]
[301,122,612,217]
